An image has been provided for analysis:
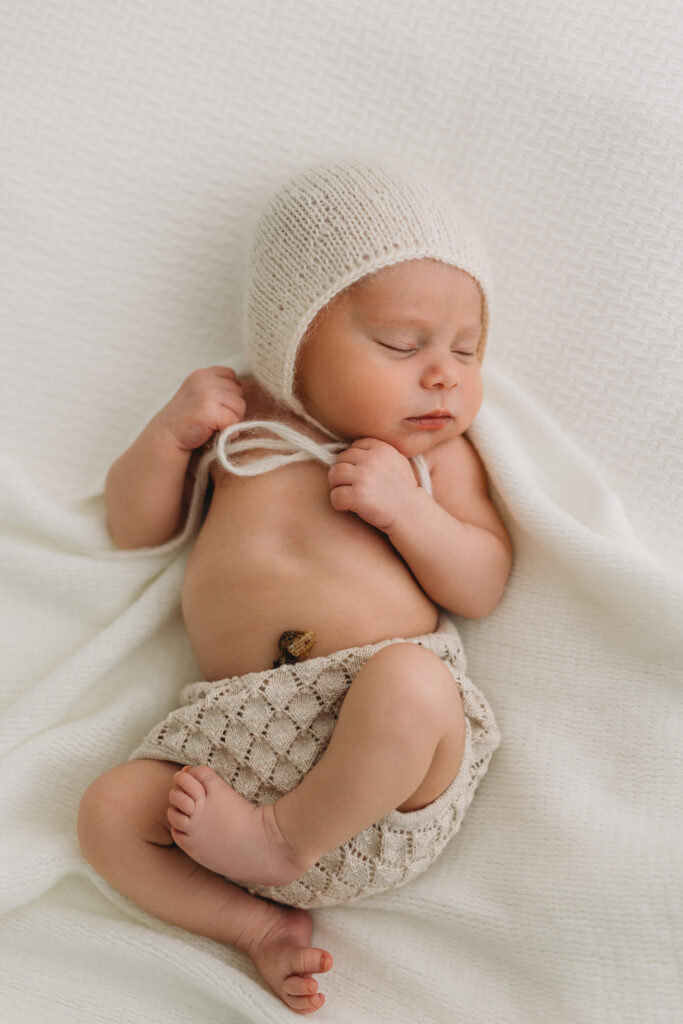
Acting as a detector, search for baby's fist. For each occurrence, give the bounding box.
[159,367,246,452]
[328,438,419,532]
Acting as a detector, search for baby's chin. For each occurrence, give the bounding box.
[350,430,452,460]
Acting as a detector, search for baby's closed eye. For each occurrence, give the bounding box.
[373,337,419,353]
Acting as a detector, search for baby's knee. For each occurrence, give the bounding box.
[358,643,462,726]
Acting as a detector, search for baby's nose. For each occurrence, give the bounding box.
[421,357,460,389]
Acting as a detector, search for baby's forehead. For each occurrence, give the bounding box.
[343,259,483,312]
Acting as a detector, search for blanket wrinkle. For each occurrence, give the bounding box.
[472,375,683,651]
[473,367,642,543]
[0,554,187,755]
[0,834,81,915]
[5,879,280,1024]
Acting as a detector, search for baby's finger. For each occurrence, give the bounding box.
[207,365,239,380]
[349,437,380,451]
[329,484,355,512]
[333,447,365,467]
[215,378,244,402]
[328,462,356,488]
[218,375,245,401]
[219,393,247,419]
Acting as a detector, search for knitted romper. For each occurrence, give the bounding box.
[130,446,501,909]
[131,616,499,909]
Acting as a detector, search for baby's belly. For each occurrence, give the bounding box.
[181,463,439,680]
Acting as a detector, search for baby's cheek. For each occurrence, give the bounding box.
[465,371,484,418]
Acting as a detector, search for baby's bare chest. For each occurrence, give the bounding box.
[181,461,437,678]
[196,460,406,586]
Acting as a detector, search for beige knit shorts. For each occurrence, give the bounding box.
[130,614,500,908]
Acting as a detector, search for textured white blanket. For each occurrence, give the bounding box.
[2,2,682,1022]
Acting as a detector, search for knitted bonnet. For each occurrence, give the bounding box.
[243,159,492,421]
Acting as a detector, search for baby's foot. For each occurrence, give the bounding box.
[167,765,311,886]
[246,903,333,1015]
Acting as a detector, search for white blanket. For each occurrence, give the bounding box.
[2,2,681,1022]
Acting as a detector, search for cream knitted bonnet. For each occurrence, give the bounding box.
[243,159,492,421]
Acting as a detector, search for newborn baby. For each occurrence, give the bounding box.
[78,160,511,1014]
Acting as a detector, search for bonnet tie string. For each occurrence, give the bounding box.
[212,419,346,476]
[178,419,430,548]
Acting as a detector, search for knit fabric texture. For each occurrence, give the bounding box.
[243,159,493,421]
[130,617,500,908]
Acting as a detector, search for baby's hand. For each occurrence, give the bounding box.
[328,438,420,532]
[158,367,246,452]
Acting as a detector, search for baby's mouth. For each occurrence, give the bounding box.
[405,411,453,430]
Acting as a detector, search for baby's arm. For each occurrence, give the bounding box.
[328,436,511,618]
[105,367,245,549]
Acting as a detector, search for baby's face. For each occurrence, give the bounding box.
[294,259,484,457]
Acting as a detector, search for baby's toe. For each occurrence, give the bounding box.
[283,992,325,1014]
[283,976,319,998]
[168,787,194,816]
[167,806,190,833]
[173,767,207,803]
[288,949,332,977]
[187,765,221,790]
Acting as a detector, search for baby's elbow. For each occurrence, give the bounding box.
[104,501,133,549]
[462,583,506,619]
[461,545,512,619]
[106,519,142,550]
[105,512,142,550]
[105,513,182,550]
[104,469,183,549]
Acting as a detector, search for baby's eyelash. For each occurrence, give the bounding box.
[374,338,477,358]
[375,340,418,353]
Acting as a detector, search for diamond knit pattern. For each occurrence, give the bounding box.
[131,622,500,908]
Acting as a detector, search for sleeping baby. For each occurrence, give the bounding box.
[78,159,511,1014]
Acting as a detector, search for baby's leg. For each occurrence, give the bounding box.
[170,643,465,884]
[77,760,332,1014]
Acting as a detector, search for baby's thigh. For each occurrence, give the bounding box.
[339,642,465,760]
[353,642,466,807]
[78,758,181,848]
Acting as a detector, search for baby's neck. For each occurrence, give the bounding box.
[241,377,335,446]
